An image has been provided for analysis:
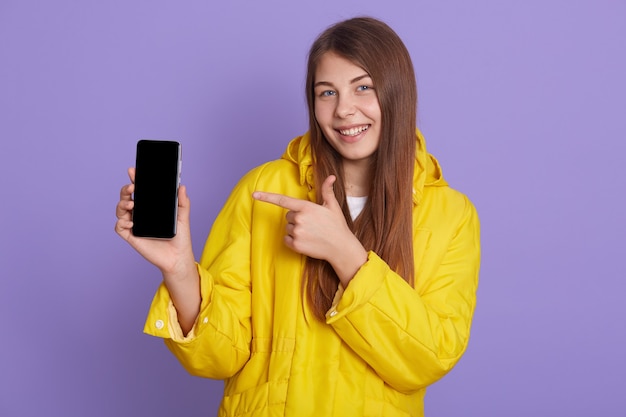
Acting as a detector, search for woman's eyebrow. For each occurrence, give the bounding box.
[314,74,371,88]
[313,80,334,88]
[350,74,371,84]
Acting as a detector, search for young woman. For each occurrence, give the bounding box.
[115,16,480,417]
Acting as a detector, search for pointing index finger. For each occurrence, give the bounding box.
[252,191,306,211]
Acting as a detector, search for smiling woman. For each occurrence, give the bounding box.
[115,16,480,417]
[303,17,422,321]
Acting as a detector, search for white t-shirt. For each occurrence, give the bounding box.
[346,195,368,221]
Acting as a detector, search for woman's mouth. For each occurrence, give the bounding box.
[338,125,370,137]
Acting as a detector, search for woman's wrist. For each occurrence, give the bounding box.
[329,238,368,287]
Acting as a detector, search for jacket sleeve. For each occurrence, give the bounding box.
[326,193,480,393]
[143,166,264,379]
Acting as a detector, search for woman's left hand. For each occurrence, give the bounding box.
[253,175,368,286]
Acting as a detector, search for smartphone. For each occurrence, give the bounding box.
[132,140,182,239]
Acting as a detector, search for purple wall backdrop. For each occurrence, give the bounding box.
[1,1,625,416]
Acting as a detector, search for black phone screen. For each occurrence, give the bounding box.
[132,140,181,239]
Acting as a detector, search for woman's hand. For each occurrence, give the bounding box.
[253,175,368,286]
[115,167,195,275]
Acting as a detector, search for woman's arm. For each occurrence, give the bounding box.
[115,167,200,334]
[326,192,481,392]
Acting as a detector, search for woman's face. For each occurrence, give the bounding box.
[313,52,382,169]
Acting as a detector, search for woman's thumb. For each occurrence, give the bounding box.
[321,175,339,209]
[178,185,191,219]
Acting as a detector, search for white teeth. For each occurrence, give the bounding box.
[339,125,369,136]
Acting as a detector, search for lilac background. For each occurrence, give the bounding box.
[1,0,625,416]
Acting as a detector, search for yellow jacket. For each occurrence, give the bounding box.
[144,131,480,416]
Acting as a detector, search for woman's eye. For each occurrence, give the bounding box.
[357,85,373,92]
[320,90,336,97]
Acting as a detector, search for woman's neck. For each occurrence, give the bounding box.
[342,160,372,197]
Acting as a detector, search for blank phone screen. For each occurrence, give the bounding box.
[132,140,181,238]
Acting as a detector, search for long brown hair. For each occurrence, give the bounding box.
[304,17,417,320]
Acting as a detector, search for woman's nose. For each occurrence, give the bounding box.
[335,94,356,118]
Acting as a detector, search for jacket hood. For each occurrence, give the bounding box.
[281,129,447,205]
